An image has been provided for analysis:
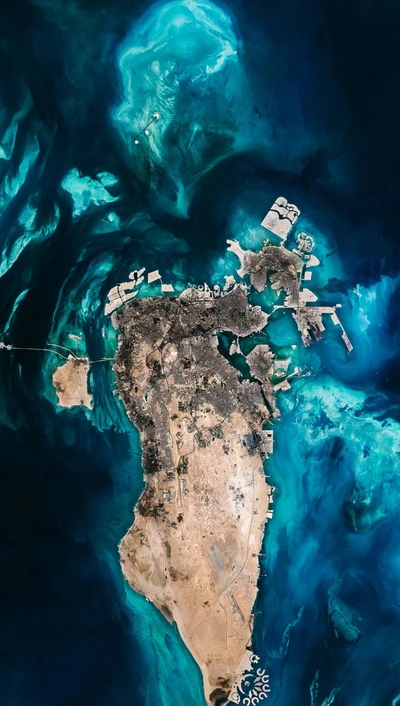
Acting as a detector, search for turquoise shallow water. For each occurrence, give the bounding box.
[0,0,400,705]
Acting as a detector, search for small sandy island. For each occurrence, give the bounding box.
[52,355,92,409]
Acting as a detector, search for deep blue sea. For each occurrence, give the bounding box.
[1,1,400,705]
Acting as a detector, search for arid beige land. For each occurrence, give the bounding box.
[113,286,274,705]
[52,355,92,409]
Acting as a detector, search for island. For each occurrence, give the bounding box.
[52,355,92,409]
[108,197,353,705]
[113,284,274,704]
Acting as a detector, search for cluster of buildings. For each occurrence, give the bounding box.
[258,196,353,353]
